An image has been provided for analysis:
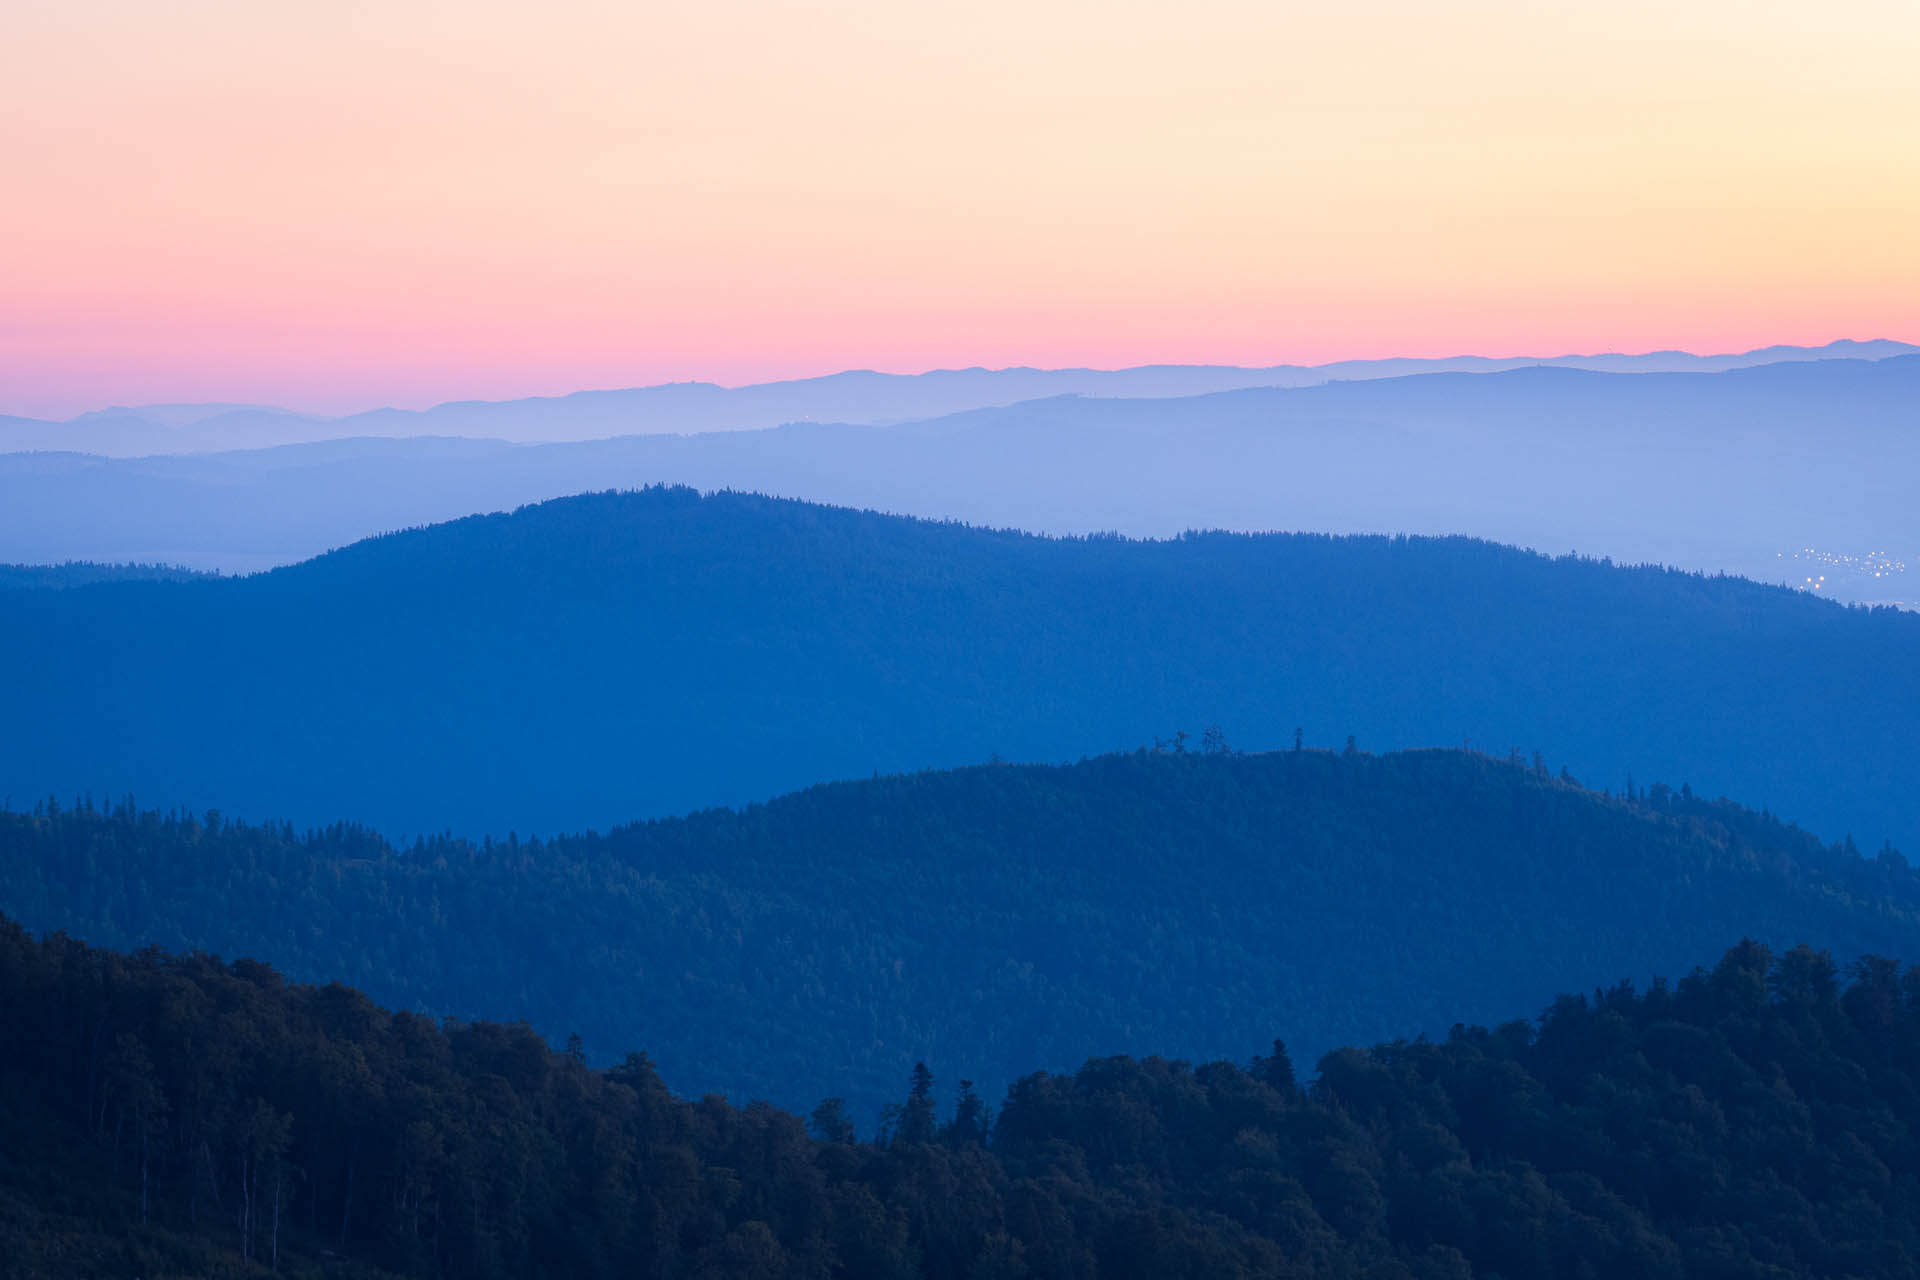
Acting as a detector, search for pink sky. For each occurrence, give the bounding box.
[4,0,1917,418]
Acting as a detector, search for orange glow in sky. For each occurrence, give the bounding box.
[4,0,1917,416]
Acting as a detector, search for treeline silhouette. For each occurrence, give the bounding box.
[0,559,212,590]
[2,487,1917,846]
[7,747,1919,1116]
[10,918,1920,1278]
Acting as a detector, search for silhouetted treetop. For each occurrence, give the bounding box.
[11,919,1920,1278]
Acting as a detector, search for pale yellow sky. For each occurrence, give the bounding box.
[3,0,1916,414]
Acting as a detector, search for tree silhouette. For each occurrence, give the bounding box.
[898,1062,938,1145]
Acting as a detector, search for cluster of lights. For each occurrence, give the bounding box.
[1775,548,1913,600]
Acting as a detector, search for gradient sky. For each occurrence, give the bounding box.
[4,0,1918,417]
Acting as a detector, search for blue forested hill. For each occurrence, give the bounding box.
[6,747,1919,1117]
[0,486,1915,848]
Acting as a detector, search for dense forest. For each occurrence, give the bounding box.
[8,747,1919,1116]
[0,487,1914,846]
[12,918,1920,1278]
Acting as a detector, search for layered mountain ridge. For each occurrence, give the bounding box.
[5,355,1915,595]
[8,339,1910,455]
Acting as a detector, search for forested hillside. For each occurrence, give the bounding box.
[10,919,1920,1279]
[8,747,1918,1116]
[0,487,1915,847]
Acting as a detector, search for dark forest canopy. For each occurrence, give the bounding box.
[8,747,1919,1117]
[0,486,1915,848]
[11,919,1920,1279]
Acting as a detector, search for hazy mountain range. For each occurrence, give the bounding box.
[5,353,1916,596]
[4,338,1911,456]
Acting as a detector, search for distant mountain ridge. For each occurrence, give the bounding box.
[67,402,301,427]
[4,338,1911,455]
[1,486,1915,851]
[4,355,1916,594]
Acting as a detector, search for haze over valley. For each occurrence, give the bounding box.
[6,346,1916,599]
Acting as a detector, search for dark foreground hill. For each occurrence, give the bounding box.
[1,487,1917,848]
[10,920,1920,1279]
[9,748,1920,1116]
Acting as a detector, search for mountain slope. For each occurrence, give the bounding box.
[7,748,1920,1115]
[1,486,1916,846]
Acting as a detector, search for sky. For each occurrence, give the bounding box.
[3,0,1918,418]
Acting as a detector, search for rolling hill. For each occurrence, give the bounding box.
[0,486,1915,847]
[6,746,1919,1116]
